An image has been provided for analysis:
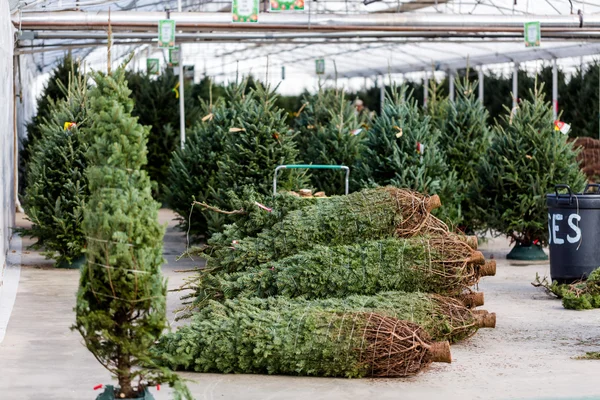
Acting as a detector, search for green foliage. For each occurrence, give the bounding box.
[425,78,450,132]
[538,268,600,310]
[355,86,460,225]
[73,69,190,399]
[474,85,586,246]
[438,78,492,230]
[164,93,229,237]
[166,80,305,238]
[187,237,477,316]
[561,62,600,139]
[20,72,89,266]
[576,352,600,360]
[207,187,325,246]
[188,187,417,275]
[157,293,449,377]
[21,55,79,195]
[293,88,366,195]
[125,69,201,199]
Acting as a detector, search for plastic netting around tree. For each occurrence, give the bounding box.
[181,235,490,318]
[156,297,451,378]
[185,187,444,276]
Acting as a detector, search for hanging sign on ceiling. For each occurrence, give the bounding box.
[315,59,325,75]
[147,58,160,75]
[232,0,259,23]
[158,19,176,48]
[524,21,541,47]
[270,0,304,11]
[169,46,180,67]
[281,66,286,80]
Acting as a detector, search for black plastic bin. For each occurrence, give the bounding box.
[546,184,600,284]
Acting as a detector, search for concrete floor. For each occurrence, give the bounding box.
[1,210,600,400]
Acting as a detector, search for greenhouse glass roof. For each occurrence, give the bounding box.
[11,0,600,94]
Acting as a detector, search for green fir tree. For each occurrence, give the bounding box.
[21,55,79,195]
[73,69,190,399]
[438,77,492,230]
[294,87,366,195]
[356,86,460,225]
[166,79,305,238]
[125,69,201,199]
[21,72,90,266]
[474,85,586,247]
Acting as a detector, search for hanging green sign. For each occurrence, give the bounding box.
[232,0,259,22]
[524,21,541,47]
[270,0,304,11]
[281,66,286,80]
[147,58,160,75]
[169,46,180,67]
[158,19,176,48]
[315,59,325,75]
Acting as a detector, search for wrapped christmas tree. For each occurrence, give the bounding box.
[188,187,443,275]
[157,296,452,378]
[21,71,90,267]
[474,85,586,260]
[73,69,190,400]
[293,88,366,195]
[438,77,492,231]
[355,86,461,225]
[184,236,492,316]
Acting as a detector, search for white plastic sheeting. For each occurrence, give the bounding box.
[0,0,15,281]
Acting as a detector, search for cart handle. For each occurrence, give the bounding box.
[273,165,350,196]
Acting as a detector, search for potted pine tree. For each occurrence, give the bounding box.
[73,69,191,399]
[474,85,586,260]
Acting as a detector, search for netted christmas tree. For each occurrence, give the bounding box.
[293,87,366,195]
[73,68,190,399]
[21,71,90,267]
[438,77,492,231]
[474,84,586,259]
[184,236,492,317]
[21,55,79,195]
[355,86,461,225]
[157,296,452,378]
[166,79,306,238]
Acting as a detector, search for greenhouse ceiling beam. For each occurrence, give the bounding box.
[13,11,600,32]
[20,30,600,42]
[340,43,600,78]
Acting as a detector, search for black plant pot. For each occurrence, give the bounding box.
[95,385,155,400]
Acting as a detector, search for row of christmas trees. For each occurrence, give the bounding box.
[21,58,584,267]
[24,56,593,203]
[167,76,585,259]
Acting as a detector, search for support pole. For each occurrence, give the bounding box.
[448,70,455,102]
[512,62,519,110]
[552,59,558,121]
[478,66,484,104]
[179,45,185,149]
[423,72,429,108]
[379,77,385,114]
[178,0,185,149]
